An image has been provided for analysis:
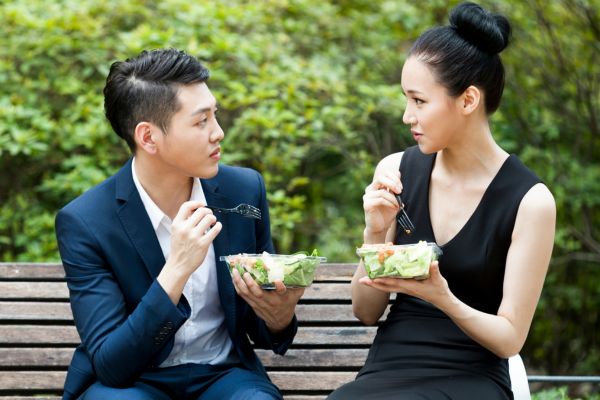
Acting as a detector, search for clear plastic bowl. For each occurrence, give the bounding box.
[356,241,442,280]
[220,253,327,289]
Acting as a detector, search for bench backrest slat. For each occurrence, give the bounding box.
[0,263,356,280]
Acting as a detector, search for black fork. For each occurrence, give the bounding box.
[206,204,262,220]
[394,194,416,235]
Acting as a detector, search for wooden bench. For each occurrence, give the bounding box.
[2,263,598,399]
[0,262,370,399]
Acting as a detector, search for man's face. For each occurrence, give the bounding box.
[154,82,224,179]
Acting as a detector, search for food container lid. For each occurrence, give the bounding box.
[220,254,327,262]
[356,241,442,256]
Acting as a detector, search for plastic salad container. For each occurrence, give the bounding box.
[356,241,442,280]
[220,252,327,289]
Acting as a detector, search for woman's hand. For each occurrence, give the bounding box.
[358,261,452,307]
[352,152,404,325]
[363,170,402,242]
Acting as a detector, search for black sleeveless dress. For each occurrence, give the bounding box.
[327,146,541,400]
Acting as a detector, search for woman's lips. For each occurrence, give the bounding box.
[412,131,423,141]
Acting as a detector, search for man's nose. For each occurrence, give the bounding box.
[211,120,225,142]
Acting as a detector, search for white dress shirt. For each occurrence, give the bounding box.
[131,158,237,366]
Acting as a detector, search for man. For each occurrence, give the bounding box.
[55,48,304,399]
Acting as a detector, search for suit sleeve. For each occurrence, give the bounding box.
[243,171,298,354]
[55,208,190,387]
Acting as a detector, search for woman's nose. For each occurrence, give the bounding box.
[402,107,416,125]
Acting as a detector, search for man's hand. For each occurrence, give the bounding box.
[168,201,221,274]
[231,269,304,334]
[158,201,222,304]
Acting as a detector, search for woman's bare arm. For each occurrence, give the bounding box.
[351,153,403,325]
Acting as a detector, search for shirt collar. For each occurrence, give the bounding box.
[190,174,207,205]
[131,158,165,231]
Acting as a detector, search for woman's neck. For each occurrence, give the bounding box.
[437,119,508,182]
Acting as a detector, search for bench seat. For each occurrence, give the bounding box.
[0,263,365,399]
[0,263,535,399]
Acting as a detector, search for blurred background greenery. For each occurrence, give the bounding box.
[1,0,598,397]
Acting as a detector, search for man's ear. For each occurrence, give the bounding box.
[134,122,158,155]
[459,85,482,115]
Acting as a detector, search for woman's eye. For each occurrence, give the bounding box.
[414,98,424,105]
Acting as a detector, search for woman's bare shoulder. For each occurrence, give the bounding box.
[514,183,556,238]
[519,183,556,218]
[374,152,404,175]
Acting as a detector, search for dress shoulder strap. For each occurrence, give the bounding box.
[399,146,436,180]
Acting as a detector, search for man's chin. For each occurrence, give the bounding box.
[199,164,219,179]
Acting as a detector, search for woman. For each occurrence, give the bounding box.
[327,2,555,399]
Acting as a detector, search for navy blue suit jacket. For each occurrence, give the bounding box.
[55,159,297,399]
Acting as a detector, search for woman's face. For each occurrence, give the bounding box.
[400,56,463,154]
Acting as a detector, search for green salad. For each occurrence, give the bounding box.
[357,241,441,279]
[220,250,326,288]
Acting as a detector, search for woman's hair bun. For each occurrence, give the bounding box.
[449,2,511,54]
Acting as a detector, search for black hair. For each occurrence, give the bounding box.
[103,48,210,152]
[408,2,511,114]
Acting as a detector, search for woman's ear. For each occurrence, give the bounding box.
[134,122,158,155]
[459,85,482,115]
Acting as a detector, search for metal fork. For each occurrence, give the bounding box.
[394,194,416,235]
[206,204,262,220]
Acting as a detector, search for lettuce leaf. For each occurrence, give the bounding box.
[359,241,439,279]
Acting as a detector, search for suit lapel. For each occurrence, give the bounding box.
[201,178,238,334]
[115,159,165,279]
[113,162,237,332]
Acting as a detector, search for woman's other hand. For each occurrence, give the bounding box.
[359,261,451,307]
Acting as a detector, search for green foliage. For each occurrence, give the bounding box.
[533,386,600,400]
[533,387,571,400]
[1,0,598,391]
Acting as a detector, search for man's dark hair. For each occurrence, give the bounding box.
[409,2,511,114]
[103,48,210,152]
